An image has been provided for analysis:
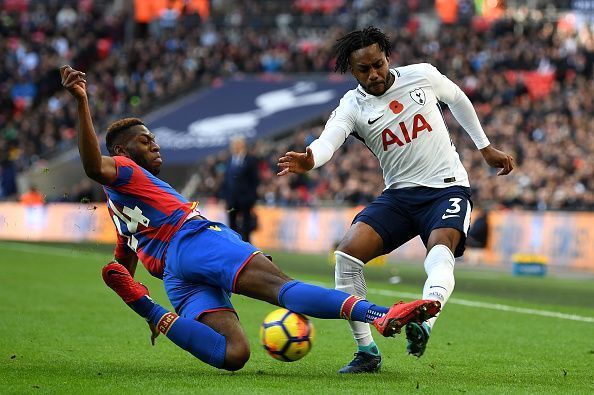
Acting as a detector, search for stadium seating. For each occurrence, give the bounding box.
[2,1,593,210]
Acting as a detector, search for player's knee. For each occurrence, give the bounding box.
[335,242,360,260]
[336,241,380,264]
[427,229,461,252]
[336,222,384,262]
[223,340,250,371]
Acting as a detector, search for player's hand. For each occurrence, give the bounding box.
[277,147,315,176]
[60,65,87,101]
[480,145,515,176]
[148,321,160,346]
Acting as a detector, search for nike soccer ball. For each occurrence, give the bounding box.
[259,308,315,362]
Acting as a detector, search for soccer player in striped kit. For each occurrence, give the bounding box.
[278,27,515,373]
[60,65,440,371]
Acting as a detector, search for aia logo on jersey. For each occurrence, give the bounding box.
[389,100,404,114]
[382,113,433,151]
[410,89,426,105]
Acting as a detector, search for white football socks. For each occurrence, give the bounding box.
[334,251,374,347]
[422,244,456,329]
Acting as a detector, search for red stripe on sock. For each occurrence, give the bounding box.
[340,295,363,320]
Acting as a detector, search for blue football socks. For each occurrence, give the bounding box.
[129,296,226,368]
[277,280,388,322]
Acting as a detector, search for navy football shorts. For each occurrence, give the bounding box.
[353,185,472,257]
[163,219,260,320]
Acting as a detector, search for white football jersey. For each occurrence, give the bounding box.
[309,63,490,189]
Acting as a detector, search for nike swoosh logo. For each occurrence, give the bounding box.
[367,115,384,125]
[429,285,447,290]
[441,214,460,219]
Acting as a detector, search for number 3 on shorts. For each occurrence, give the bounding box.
[441,197,464,220]
[445,198,462,214]
[441,197,471,235]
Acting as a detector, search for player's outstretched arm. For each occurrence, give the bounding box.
[60,65,116,185]
[102,261,160,345]
[115,253,139,277]
[277,147,315,176]
[480,145,516,176]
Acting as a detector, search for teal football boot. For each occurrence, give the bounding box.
[405,321,431,357]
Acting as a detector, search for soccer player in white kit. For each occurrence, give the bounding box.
[277,27,515,373]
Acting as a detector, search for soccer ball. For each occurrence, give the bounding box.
[259,308,315,362]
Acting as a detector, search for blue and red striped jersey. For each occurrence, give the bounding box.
[103,156,197,278]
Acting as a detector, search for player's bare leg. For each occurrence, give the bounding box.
[234,254,436,332]
[406,227,461,357]
[234,253,292,304]
[199,311,250,371]
[335,222,385,373]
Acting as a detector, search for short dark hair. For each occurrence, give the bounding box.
[105,118,145,155]
[333,26,392,74]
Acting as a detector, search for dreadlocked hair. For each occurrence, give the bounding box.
[105,118,145,155]
[333,26,392,74]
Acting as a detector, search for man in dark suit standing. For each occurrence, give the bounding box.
[222,136,259,242]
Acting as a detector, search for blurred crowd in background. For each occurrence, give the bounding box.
[1,0,594,211]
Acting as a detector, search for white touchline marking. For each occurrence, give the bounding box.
[308,281,594,324]
[0,241,107,259]
[2,242,593,324]
[368,288,594,324]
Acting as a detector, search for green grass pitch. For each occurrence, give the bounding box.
[1,241,593,394]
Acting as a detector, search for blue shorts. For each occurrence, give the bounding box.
[353,186,472,258]
[163,219,260,320]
